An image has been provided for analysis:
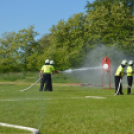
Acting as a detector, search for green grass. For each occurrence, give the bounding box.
[0,72,80,83]
[0,72,25,81]
[0,81,134,134]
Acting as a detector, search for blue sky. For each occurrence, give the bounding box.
[0,0,95,40]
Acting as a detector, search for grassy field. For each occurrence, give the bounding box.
[0,72,80,83]
[0,73,134,134]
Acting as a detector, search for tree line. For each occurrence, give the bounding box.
[0,0,134,72]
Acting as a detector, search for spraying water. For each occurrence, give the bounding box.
[62,66,102,73]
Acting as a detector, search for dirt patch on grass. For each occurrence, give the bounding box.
[0,82,83,87]
[0,82,33,85]
[0,82,15,85]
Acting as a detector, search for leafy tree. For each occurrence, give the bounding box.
[0,26,39,72]
[0,32,20,72]
[49,13,91,70]
[17,25,39,71]
[36,33,53,70]
[1,0,134,72]
[85,0,134,54]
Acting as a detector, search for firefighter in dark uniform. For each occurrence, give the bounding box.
[114,60,127,95]
[126,60,134,95]
[49,60,60,91]
[39,59,54,91]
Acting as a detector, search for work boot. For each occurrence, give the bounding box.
[119,92,124,95]
[127,88,131,95]
[119,88,124,95]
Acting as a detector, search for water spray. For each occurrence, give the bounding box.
[61,66,102,73]
[103,64,108,70]
[60,57,111,89]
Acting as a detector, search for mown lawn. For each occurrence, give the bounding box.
[0,81,134,134]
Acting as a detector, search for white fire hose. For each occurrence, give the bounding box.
[20,78,40,92]
[114,79,122,96]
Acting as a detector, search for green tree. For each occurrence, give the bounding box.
[36,33,53,70]
[49,13,90,70]
[17,25,39,71]
[0,32,20,72]
[0,26,39,72]
[85,0,134,53]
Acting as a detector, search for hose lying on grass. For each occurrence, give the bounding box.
[20,78,40,92]
[0,122,40,134]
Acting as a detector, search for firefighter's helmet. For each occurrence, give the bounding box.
[121,60,127,65]
[50,60,55,65]
[45,59,50,64]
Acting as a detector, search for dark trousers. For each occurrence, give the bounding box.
[127,76,133,94]
[114,76,123,94]
[39,73,52,91]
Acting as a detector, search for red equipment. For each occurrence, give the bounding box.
[101,57,111,89]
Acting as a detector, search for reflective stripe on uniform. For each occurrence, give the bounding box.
[127,66,133,76]
[115,65,124,77]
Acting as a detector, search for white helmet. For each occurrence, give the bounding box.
[45,59,50,64]
[128,60,133,65]
[50,60,55,65]
[121,60,127,65]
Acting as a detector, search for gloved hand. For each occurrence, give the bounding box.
[55,70,60,74]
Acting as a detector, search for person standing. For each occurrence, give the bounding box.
[39,59,53,91]
[126,60,134,95]
[50,60,59,74]
[114,60,127,95]
[49,60,60,91]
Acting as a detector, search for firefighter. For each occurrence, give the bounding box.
[50,60,59,74]
[47,60,59,91]
[50,60,60,89]
[126,60,134,95]
[114,60,127,95]
[39,59,54,91]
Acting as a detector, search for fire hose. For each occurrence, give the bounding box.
[20,78,40,92]
[114,79,121,96]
